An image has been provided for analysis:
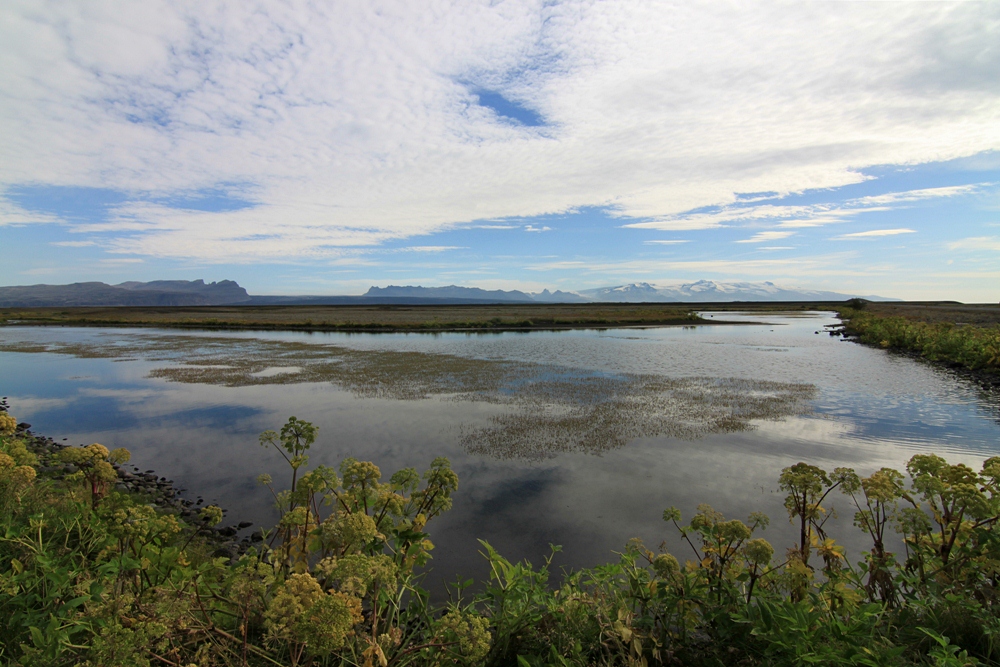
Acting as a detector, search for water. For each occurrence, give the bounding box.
[1,311,998,592]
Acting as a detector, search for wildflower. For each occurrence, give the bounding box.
[0,413,16,436]
[198,505,224,526]
[317,553,397,597]
[653,553,680,579]
[264,573,362,657]
[428,611,491,665]
[744,538,774,566]
[59,443,132,507]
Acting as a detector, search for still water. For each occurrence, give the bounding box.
[1,311,998,591]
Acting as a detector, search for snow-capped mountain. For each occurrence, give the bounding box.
[572,280,892,302]
[365,281,895,303]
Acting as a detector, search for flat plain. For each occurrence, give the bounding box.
[0,301,829,331]
[1,300,998,332]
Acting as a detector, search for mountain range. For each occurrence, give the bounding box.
[0,279,895,307]
[0,280,251,307]
[363,281,893,303]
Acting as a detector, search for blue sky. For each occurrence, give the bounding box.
[1,1,998,300]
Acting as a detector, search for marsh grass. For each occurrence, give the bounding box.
[0,332,816,460]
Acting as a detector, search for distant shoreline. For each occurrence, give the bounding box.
[0,302,849,333]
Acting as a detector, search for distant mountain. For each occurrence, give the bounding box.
[529,289,590,303]
[363,285,534,302]
[576,280,891,303]
[579,282,670,302]
[362,281,892,303]
[0,280,250,307]
[0,279,895,307]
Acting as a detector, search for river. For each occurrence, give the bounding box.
[1,310,998,591]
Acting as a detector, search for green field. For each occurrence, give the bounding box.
[0,301,850,332]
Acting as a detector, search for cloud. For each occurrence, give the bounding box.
[524,225,552,233]
[622,180,987,243]
[835,228,915,239]
[624,181,986,233]
[397,246,463,253]
[0,197,62,226]
[948,236,1000,252]
[643,239,690,245]
[19,267,62,276]
[51,240,97,247]
[0,2,998,260]
[737,231,796,244]
[850,184,983,206]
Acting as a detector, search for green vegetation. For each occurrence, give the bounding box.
[0,303,711,332]
[840,307,1000,373]
[3,413,1000,665]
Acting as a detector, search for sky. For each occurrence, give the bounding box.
[1,1,999,301]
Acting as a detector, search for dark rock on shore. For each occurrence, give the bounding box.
[0,399,254,561]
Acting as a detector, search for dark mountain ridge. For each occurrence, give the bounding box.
[0,279,896,307]
[0,280,250,307]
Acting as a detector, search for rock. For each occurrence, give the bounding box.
[237,521,253,529]
[212,545,238,559]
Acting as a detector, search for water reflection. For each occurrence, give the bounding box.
[1,312,999,594]
[0,328,815,460]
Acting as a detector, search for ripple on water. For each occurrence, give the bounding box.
[0,331,816,460]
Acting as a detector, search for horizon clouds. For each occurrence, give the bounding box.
[1,1,999,300]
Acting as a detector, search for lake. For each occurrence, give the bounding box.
[2,310,998,592]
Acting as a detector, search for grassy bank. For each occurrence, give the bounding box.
[0,301,856,332]
[3,412,1000,666]
[839,304,1000,375]
[0,303,710,332]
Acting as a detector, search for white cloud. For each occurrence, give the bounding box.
[0,198,62,226]
[524,225,552,233]
[643,239,690,245]
[51,240,97,247]
[850,184,983,206]
[737,231,795,244]
[1,2,998,259]
[948,236,1000,252]
[626,182,987,235]
[398,246,463,253]
[835,228,915,239]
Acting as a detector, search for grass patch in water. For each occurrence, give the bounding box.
[0,332,816,460]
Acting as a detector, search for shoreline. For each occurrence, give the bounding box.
[0,316,755,334]
[0,302,841,333]
[2,400,257,560]
[832,319,1000,394]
